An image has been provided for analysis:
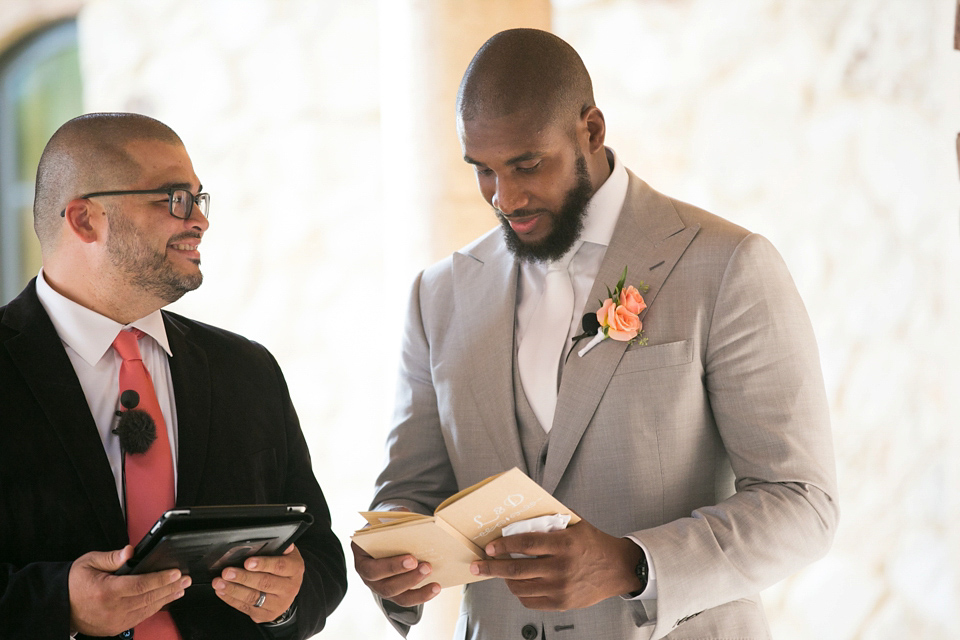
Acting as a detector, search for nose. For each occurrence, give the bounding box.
[492,177,528,215]
[186,208,210,232]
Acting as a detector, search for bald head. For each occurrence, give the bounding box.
[457,29,595,129]
[33,112,183,250]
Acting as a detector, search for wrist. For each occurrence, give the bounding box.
[260,602,297,628]
[628,552,649,597]
[616,537,647,597]
[611,537,646,597]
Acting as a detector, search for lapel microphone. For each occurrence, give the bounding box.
[571,313,600,343]
[565,313,603,364]
[112,389,158,455]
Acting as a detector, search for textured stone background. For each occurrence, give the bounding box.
[556,3,960,637]
[3,0,958,638]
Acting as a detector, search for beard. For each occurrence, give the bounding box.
[496,152,593,263]
[106,213,203,304]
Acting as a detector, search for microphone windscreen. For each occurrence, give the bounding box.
[581,312,600,335]
[120,389,140,410]
[114,409,157,454]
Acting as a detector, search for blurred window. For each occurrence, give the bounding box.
[0,19,83,304]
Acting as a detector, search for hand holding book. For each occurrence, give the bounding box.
[351,468,580,589]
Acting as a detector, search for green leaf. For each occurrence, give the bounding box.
[616,266,628,292]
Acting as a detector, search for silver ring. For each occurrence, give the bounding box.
[254,591,267,608]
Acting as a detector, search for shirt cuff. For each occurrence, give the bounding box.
[621,535,658,621]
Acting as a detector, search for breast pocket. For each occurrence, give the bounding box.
[613,339,693,376]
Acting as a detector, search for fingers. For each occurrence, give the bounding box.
[484,532,565,559]
[216,565,283,595]
[470,556,550,581]
[350,543,440,605]
[84,545,134,573]
[384,581,442,608]
[242,548,304,579]
[129,569,190,597]
[68,548,191,636]
[215,547,304,623]
[126,575,191,618]
[214,579,284,623]
[354,547,420,582]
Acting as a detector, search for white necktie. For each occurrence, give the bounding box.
[518,257,575,432]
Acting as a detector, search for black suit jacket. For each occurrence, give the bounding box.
[0,280,347,639]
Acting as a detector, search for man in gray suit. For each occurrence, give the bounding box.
[354,29,838,639]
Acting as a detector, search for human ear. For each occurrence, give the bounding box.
[582,106,606,154]
[62,199,102,244]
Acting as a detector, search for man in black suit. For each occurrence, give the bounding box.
[0,113,347,639]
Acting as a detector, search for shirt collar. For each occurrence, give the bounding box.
[579,147,628,249]
[35,269,173,366]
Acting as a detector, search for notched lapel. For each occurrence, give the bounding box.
[164,313,211,507]
[543,175,700,494]
[452,244,527,475]
[2,283,126,546]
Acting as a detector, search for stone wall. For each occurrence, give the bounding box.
[77,1,396,637]
[2,0,956,638]
[555,1,960,638]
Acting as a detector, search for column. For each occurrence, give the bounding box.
[378,4,550,637]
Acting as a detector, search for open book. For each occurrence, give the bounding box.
[351,467,580,589]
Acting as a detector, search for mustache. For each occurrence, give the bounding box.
[495,208,548,220]
[168,231,203,243]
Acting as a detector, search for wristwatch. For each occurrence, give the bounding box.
[628,553,649,598]
[261,603,298,628]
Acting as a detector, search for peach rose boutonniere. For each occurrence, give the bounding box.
[574,267,649,357]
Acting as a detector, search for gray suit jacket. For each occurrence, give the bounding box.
[372,172,838,639]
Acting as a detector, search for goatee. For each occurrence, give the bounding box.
[497,153,593,263]
[106,213,203,304]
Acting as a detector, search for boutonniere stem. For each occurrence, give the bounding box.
[578,332,605,357]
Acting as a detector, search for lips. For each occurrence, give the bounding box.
[168,236,202,263]
[504,213,541,235]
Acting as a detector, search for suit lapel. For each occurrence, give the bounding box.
[453,235,527,475]
[542,173,700,494]
[163,312,211,507]
[2,281,126,546]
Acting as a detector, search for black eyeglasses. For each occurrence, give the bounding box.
[60,188,211,220]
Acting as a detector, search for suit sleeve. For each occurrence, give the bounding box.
[263,350,348,639]
[367,271,460,636]
[634,234,839,639]
[0,561,72,638]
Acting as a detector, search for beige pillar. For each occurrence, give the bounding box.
[380,0,551,274]
[378,4,550,638]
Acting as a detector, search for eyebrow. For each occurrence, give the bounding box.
[463,152,542,167]
[157,181,203,192]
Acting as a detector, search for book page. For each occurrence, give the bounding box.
[357,511,431,527]
[436,468,580,550]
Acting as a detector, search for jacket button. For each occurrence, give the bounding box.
[521,624,538,639]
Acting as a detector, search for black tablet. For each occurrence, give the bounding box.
[115,504,313,583]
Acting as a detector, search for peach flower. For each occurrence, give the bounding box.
[597,298,642,342]
[618,285,647,316]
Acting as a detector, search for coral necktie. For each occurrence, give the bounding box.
[113,329,181,639]
[518,257,575,432]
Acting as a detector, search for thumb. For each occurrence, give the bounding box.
[87,545,134,572]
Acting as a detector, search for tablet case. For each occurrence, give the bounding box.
[115,504,313,583]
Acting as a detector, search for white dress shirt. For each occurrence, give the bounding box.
[35,269,179,512]
[515,148,628,370]
[513,149,658,614]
